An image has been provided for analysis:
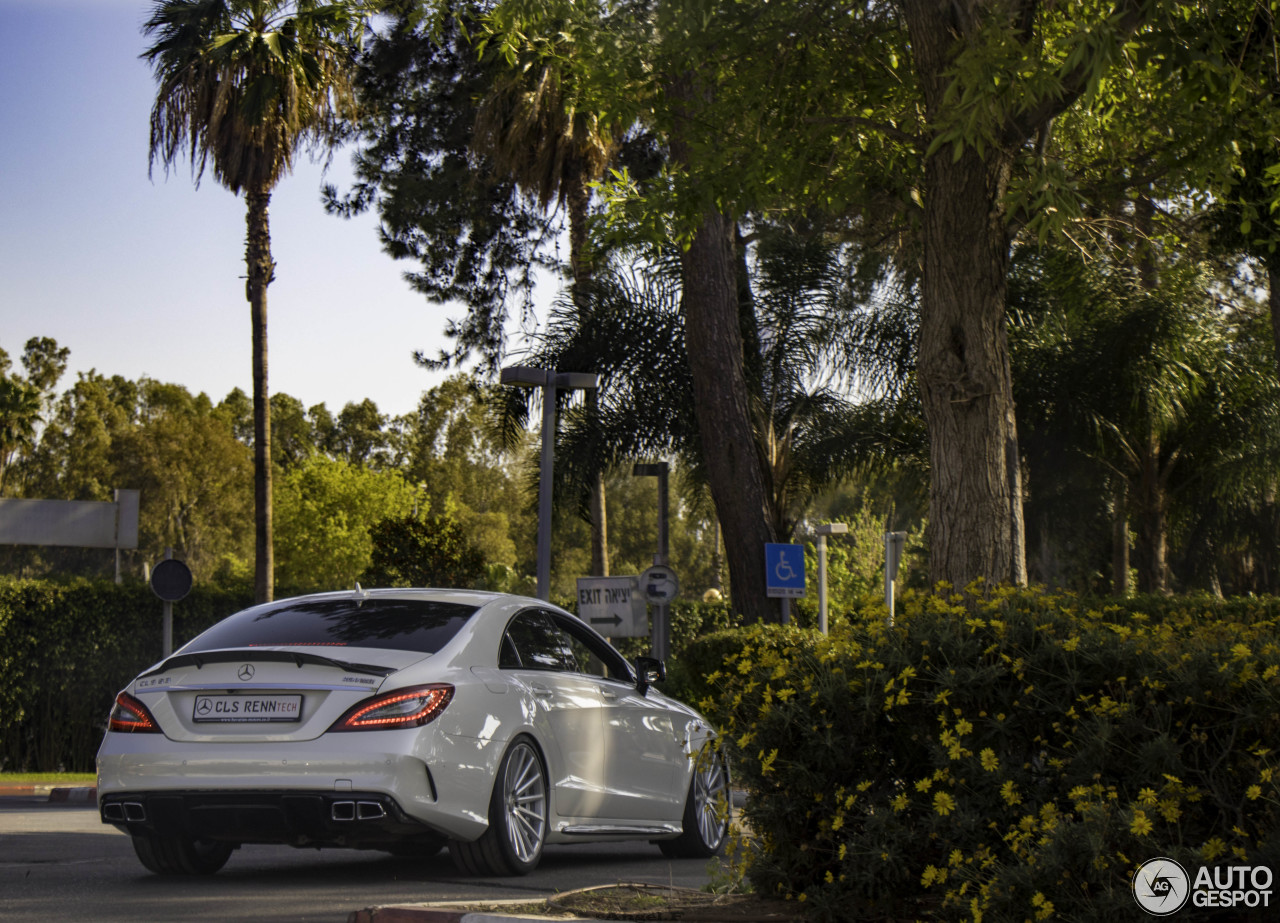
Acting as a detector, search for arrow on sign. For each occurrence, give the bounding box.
[590,615,623,627]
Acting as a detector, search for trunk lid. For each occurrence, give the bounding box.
[129,647,425,743]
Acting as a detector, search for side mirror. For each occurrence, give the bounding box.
[634,656,666,696]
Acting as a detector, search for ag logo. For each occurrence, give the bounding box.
[237,664,255,681]
[1133,857,1190,915]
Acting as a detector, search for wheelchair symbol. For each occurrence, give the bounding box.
[775,558,798,581]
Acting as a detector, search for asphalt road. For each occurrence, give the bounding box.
[0,802,719,923]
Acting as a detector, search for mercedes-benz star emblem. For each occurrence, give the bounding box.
[196,698,212,715]
[238,664,255,681]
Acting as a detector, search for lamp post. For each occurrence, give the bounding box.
[500,365,600,600]
[813,522,848,635]
[633,461,672,659]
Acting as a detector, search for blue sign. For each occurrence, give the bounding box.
[765,543,806,598]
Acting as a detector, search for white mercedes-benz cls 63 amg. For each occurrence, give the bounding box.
[97,588,729,876]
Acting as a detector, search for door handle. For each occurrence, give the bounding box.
[600,688,619,702]
[530,683,554,697]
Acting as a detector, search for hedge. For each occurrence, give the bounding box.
[0,582,735,774]
[0,578,251,772]
[685,586,1280,922]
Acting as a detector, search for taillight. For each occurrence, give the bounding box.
[329,684,454,731]
[109,691,161,733]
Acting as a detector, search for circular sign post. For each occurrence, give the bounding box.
[640,563,679,663]
[151,554,193,657]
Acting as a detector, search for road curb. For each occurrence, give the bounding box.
[349,906,598,923]
[49,786,97,802]
[0,784,97,803]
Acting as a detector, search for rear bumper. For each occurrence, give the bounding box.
[99,789,442,848]
[96,727,502,842]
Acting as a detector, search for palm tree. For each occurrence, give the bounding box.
[472,20,619,577]
[505,230,924,606]
[142,0,364,602]
[1011,243,1279,595]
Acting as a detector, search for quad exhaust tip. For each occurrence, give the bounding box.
[103,802,146,823]
[330,801,386,821]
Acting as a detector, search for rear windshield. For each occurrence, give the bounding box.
[184,598,479,655]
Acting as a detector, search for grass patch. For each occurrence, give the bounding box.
[0,772,96,784]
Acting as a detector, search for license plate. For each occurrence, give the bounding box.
[192,694,303,723]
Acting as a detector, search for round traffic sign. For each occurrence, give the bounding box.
[640,564,679,603]
[151,558,193,602]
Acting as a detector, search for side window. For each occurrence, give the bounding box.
[552,615,633,683]
[502,611,574,671]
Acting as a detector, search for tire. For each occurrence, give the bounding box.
[450,736,548,876]
[658,744,730,859]
[131,832,234,875]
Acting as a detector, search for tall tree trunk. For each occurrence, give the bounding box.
[246,186,274,604]
[710,519,724,595]
[567,173,609,577]
[903,1,1028,591]
[679,210,777,623]
[1135,429,1170,594]
[914,144,1027,589]
[667,68,776,621]
[1132,195,1170,594]
[1112,479,1130,596]
[1268,262,1280,382]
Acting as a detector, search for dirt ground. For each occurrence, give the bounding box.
[470,883,805,922]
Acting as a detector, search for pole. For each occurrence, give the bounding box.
[536,381,556,601]
[656,471,669,563]
[884,531,906,625]
[654,598,669,662]
[162,547,173,656]
[817,533,829,635]
[633,463,672,658]
[813,523,845,635]
[502,366,599,603]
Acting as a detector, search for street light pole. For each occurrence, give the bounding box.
[501,365,600,601]
[633,461,672,659]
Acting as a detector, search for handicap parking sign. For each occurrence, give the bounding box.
[765,543,806,598]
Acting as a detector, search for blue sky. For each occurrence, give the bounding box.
[0,0,522,418]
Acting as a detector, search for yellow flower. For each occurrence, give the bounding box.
[1129,810,1154,837]
[1246,785,1262,801]
[891,793,910,812]
[1137,787,1158,805]
[921,864,941,887]
[980,748,999,772]
[934,791,956,816]
[1001,780,1021,807]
